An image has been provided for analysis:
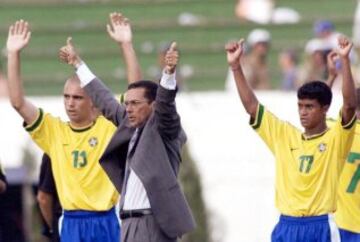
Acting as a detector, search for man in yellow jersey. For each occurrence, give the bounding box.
[226,35,357,242]
[334,90,360,241]
[325,52,360,242]
[335,87,360,241]
[5,15,139,241]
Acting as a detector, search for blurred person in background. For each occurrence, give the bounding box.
[226,28,271,91]
[312,20,358,87]
[298,38,332,86]
[235,0,274,24]
[278,48,300,91]
[313,20,340,50]
[235,0,300,24]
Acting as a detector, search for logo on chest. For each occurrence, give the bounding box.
[318,143,327,153]
[88,137,98,147]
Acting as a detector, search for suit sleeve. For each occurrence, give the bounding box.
[155,83,181,140]
[77,63,126,126]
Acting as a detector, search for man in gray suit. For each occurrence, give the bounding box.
[59,40,196,241]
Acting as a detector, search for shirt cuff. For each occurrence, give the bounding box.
[160,70,176,90]
[76,62,96,88]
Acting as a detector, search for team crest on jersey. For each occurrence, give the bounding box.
[318,143,327,152]
[88,137,98,147]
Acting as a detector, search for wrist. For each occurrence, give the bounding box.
[120,41,133,48]
[230,64,241,71]
[7,50,20,56]
[74,59,83,69]
[340,56,350,62]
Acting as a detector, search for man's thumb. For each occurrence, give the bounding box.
[67,37,73,47]
[169,41,177,51]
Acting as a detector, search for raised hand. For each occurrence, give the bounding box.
[225,39,244,69]
[106,12,132,44]
[336,36,353,58]
[164,42,178,74]
[7,20,31,53]
[59,37,82,67]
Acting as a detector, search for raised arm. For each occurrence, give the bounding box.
[59,38,126,126]
[225,39,259,119]
[337,36,357,124]
[156,42,181,139]
[6,20,38,125]
[107,12,142,84]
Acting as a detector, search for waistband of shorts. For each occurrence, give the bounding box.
[279,214,330,224]
[63,207,115,218]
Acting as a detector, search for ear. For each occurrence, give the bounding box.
[149,100,155,110]
[322,104,330,113]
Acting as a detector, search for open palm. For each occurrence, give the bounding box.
[107,13,132,43]
[7,20,31,52]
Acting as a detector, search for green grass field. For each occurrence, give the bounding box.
[0,0,357,94]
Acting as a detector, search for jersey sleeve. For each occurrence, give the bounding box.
[250,104,289,154]
[334,110,357,160]
[24,108,57,155]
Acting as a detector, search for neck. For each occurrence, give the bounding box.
[70,119,94,129]
[304,121,327,137]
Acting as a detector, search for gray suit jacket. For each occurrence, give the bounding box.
[84,78,196,238]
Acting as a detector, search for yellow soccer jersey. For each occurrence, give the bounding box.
[335,121,360,233]
[26,109,118,211]
[251,104,356,216]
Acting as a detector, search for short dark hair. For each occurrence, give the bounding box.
[127,80,158,102]
[297,81,332,106]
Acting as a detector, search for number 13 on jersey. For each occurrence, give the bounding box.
[72,150,88,168]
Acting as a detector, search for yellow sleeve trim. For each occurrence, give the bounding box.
[250,104,264,129]
[25,108,44,132]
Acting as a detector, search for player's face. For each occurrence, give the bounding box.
[298,98,328,129]
[63,80,94,127]
[125,87,153,128]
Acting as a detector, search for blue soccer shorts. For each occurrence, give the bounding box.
[271,214,341,242]
[59,207,120,242]
[339,228,360,242]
